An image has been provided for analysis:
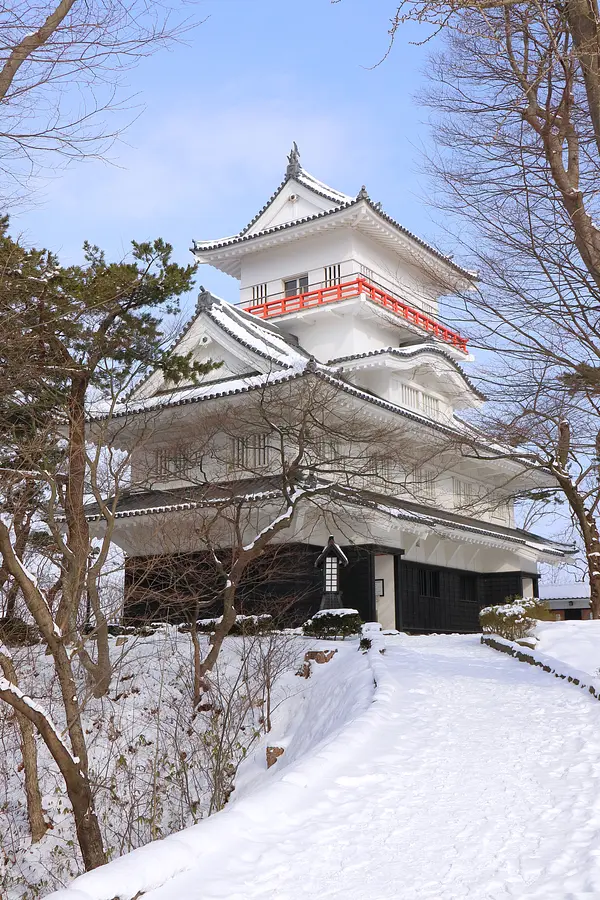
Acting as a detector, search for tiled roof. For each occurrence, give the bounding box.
[235,160,354,237]
[84,476,572,557]
[124,291,308,406]
[361,491,573,558]
[90,369,307,421]
[192,162,475,281]
[82,478,282,520]
[328,344,486,401]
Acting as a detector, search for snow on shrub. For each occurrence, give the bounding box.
[179,614,274,636]
[479,596,553,641]
[302,609,362,640]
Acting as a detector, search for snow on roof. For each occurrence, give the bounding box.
[106,291,311,415]
[82,478,284,521]
[358,491,572,558]
[205,295,308,370]
[91,369,305,421]
[295,168,354,205]
[329,344,485,401]
[91,476,572,558]
[538,583,590,600]
[192,148,475,282]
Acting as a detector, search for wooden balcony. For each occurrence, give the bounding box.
[241,276,468,354]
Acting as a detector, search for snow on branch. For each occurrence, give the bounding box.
[0,676,79,767]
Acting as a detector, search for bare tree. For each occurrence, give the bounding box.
[0,228,213,867]
[374,0,600,611]
[114,366,529,700]
[0,0,198,194]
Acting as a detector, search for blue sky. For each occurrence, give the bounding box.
[14,0,442,311]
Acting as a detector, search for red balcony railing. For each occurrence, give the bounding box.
[242,276,468,353]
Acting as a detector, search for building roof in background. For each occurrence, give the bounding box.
[538,583,590,601]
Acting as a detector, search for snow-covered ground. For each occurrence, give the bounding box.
[535,619,600,677]
[1,627,311,896]
[49,629,600,900]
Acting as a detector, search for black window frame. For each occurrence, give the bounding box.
[418,567,441,599]
[284,274,309,297]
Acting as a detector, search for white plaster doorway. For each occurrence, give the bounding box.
[374,553,396,629]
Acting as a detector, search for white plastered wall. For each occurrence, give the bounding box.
[374,554,396,629]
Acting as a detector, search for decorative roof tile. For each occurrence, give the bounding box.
[193,196,474,280]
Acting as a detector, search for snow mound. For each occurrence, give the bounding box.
[535,619,600,677]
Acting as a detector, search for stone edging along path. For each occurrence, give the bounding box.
[481,634,600,703]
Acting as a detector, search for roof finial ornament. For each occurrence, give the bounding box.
[286,141,301,179]
[357,185,369,201]
[305,356,318,374]
[196,285,214,312]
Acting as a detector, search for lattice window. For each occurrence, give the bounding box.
[418,568,440,598]
[401,383,421,411]
[251,283,268,307]
[314,436,341,468]
[359,263,374,280]
[453,477,480,510]
[155,447,201,479]
[422,393,440,419]
[231,434,270,470]
[324,556,339,592]
[374,455,392,483]
[413,467,436,501]
[399,381,441,420]
[324,264,341,287]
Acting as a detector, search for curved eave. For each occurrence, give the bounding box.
[86,480,574,560]
[192,200,476,288]
[97,368,547,489]
[329,345,486,406]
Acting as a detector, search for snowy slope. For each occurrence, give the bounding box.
[48,632,600,900]
[535,619,600,677]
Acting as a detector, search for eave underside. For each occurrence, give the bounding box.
[84,479,572,559]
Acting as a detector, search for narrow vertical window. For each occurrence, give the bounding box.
[413,468,436,501]
[324,264,341,287]
[251,283,268,306]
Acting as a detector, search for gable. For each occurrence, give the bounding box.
[245,177,343,237]
[131,293,307,402]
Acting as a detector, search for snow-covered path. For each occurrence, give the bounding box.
[145,634,600,900]
[57,633,600,900]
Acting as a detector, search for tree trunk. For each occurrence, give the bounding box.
[65,770,106,870]
[191,619,203,709]
[58,375,91,637]
[0,653,47,842]
[0,521,107,868]
[553,466,600,617]
[0,677,106,869]
[197,582,238,685]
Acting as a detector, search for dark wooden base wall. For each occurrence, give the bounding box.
[124,543,537,632]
